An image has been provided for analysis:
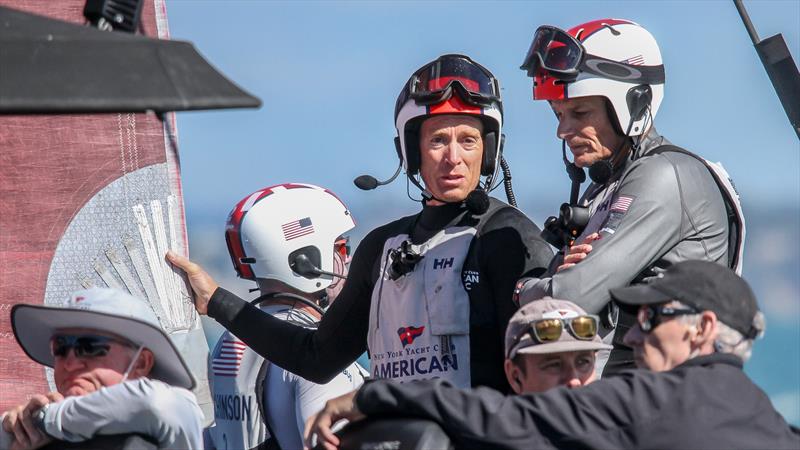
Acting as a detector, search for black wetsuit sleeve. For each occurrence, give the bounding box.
[468,206,553,391]
[480,206,553,301]
[207,227,386,383]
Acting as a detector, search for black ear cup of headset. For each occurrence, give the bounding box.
[481,132,498,176]
[626,84,652,133]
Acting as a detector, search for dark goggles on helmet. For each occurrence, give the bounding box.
[520,25,665,84]
[397,54,501,114]
[50,334,134,359]
[520,25,584,79]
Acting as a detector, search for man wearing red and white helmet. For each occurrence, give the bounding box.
[203,183,366,450]
[171,55,553,395]
[515,19,745,375]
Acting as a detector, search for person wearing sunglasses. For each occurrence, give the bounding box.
[169,54,553,396]
[306,260,798,450]
[504,298,612,394]
[202,183,366,450]
[514,18,745,376]
[1,288,202,450]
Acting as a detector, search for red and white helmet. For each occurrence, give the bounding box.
[521,19,665,136]
[394,54,504,181]
[225,183,355,293]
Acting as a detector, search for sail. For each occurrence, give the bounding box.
[0,0,213,424]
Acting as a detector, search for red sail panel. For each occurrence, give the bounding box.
[0,0,185,411]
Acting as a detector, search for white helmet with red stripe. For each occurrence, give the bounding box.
[394,54,504,181]
[225,183,355,294]
[521,19,665,137]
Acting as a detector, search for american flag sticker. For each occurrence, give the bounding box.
[622,55,644,65]
[610,195,634,213]
[282,217,314,241]
[212,338,246,377]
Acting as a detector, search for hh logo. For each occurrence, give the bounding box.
[398,326,425,347]
[433,257,454,270]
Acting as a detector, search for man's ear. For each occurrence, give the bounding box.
[504,359,524,394]
[132,348,156,379]
[693,311,718,348]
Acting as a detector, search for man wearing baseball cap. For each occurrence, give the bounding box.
[504,298,611,394]
[307,261,799,449]
[1,288,203,450]
[612,260,765,372]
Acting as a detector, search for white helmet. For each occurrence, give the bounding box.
[394,54,504,182]
[225,183,355,294]
[521,19,665,136]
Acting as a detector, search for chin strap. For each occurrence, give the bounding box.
[250,291,325,317]
[121,345,145,383]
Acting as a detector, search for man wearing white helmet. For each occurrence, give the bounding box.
[204,183,365,450]
[170,55,553,394]
[514,19,745,374]
[1,288,202,449]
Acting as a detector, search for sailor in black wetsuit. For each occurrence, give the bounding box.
[169,54,552,393]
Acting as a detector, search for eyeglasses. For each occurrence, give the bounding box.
[512,314,600,353]
[529,315,600,343]
[636,304,698,333]
[50,334,133,359]
[397,54,502,113]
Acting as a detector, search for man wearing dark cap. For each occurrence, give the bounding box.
[306,261,799,450]
[613,260,764,372]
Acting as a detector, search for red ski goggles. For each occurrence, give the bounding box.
[521,25,585,79]
[520,25,664,84]
[397,54,501,114]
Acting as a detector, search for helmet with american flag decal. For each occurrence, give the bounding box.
[224,183,355,293]
[521,19,665,137]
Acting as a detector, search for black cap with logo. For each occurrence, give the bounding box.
[610,260,761,339]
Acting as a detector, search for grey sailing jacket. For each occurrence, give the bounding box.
[518,129,732,315]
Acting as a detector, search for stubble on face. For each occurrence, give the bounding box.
[515,350,597,393]
[551,96,626,169]
[625,314,694,372]
[418,115,484,204]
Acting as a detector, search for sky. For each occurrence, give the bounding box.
[165,1,800,424]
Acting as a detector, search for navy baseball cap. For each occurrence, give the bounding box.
[610,260,761,339]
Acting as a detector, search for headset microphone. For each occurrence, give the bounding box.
[465,189,490,215]
[354,163,402,191]
[588,160,613,184]
[407,174,489,215]
[291,254,346,280]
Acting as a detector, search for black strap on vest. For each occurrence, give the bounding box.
[604,145,742,376]
[251,359,280,450]
[648,144,742,271]
[248,296,319,450]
